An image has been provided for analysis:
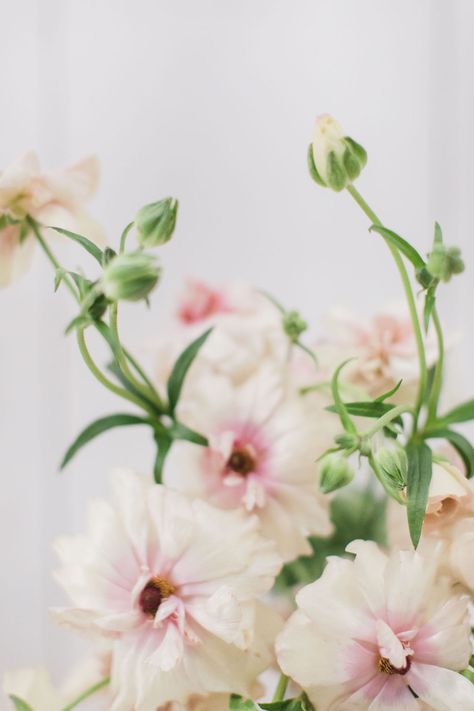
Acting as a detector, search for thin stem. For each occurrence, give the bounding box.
[28,216,79,302]
[120,221,134,253]
[61,677,110,711]
[272,673,289,703]
[362,405,415,438]
[346,184,427,432]
[76,328,157,416]
[109,303,164,409]
[426,306,444,423]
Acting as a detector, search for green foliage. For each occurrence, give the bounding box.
[166,328,213,416]
[425,427,474,479]
[406,442,432,548]
[48,226,104,264]
[369,225,425,269]
[436,399,474,426]
[331,360,357,434]
[274,486,387,590]
[9,697,34,711]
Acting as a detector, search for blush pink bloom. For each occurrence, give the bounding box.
[51,471,281,711]
[164,366,334,562]
[276,540,474,710]
[0,151,104,287]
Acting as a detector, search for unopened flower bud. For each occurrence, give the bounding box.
[308,114,367,192]
[135,197,178,248]
[375,445,408,490]
[282,310,307,342]
[319,453,354,494]
[101,251,160,302]
[426,244,464,283]
[334,432,359,451]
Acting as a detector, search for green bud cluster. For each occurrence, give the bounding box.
[319,452,354,494]
[282,310,308,342]
[374,445,408,491]
[135,197,178,249]
[101,251,161,302]
[426,243,464,283]
[308,115,367,192]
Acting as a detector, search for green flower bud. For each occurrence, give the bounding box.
[426,243,464,283]
[319,453,354,494]
[135,197,178,248]
[101,251,160,302]
[282,310,307,342]
[334,432,359,451]
[308,115,367,192]
[375,445,408,490]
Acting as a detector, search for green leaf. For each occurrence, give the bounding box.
[153,430,173,483]
[167,328,213,415]
[169,421,208,446]
[433,221,443,246]
[369,225,425,269]
[48,226,103,264]
[61,414,150,469]
[9,697,34,711]
[260,698,315,711]
[406,442,432,547]
[436,399,474,426]
[375,379,403,402]
[331,360,357,433]
[425,427,474,478]
[229,696,259,711]
[326,400,397,419]
[0,213,20,229]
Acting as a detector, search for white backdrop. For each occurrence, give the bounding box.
[1,0,473,689]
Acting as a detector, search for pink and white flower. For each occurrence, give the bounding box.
[0,151,103,287]
[52,470,282,711]
[276,539,474,710]
[164,366,334,562]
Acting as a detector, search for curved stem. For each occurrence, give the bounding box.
[426,306,444,424]
[76,328,157,416]
[28,216,79,302]
[346,184,427,433]
[362,405,415,438]
[61,677,110,711]
[272,674,289,703]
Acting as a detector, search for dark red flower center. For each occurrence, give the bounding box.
[378,656,412,675]
[227,447,256,476]
[139,576,175,618]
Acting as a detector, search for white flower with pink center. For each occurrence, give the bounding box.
[276,539,474,710]
[164,366,334,562]
[0,151,104,287]
[51,471,282,711]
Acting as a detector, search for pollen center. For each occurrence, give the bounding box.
[227,447,256,476]
[139,576,175,618]
[378,656,411,676]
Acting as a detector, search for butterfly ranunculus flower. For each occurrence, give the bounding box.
[0,151,103,287]
[51,470,282,711]
[276,539,474,710]
[164,365,333,562]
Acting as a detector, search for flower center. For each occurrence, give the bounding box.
[378,656,412,675]
[139,576,175,618]
[227,447,256,476]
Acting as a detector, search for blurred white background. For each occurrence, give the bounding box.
[1,0,473,690]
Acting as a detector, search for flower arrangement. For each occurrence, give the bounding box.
[2,115,474,711]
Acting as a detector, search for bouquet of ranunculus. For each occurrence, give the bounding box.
[3,116,474,711]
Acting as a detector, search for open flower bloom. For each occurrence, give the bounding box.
[276,540,474,710]
[0,151,103,287]
[164,365,333,562]
[151,280,290,388]
[318,306,437,401]
[52,471,282,711]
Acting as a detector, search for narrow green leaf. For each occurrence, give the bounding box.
[61,414,150,469]
[229,696,259,711]
[326,401,397,419]
[169,421,208,446]
[436,399,474,426]
[423,288,436,333]
[48,226,103,264]
[406,442,432,547]
[9,697,34,711]
[433,221,443,246]
[260,696,315,711]
[375,379,403,402]
[369,225,425,269]
[331,360,357,433]
[425,427,474,478]
[153,430,173,483]
[167,328,213,415]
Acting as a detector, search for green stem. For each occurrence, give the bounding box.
[61,677,110,711]
[426,306,444,423]
[120,221,134,253]
[346,184,427,433]
[272,674,289,703]
[28,216,79,302]
[362,405,415,438]
[77,328,157,416]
